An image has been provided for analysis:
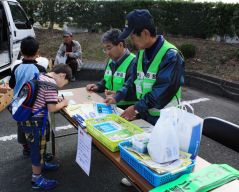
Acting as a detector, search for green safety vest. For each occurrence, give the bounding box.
[104,53,136,106]
[134,40,181,116]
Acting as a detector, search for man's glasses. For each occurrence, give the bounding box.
[102,46,115,53]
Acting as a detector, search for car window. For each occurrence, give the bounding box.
[8,1,31,29]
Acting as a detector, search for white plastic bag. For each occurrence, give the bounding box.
[172,105,203,159]
[55,55,67,64]
[150,105,203,160]
[36,57,49,69]
[77,58,83,71]
[147,109,180,163]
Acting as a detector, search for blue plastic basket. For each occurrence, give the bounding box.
[119,141,195,187]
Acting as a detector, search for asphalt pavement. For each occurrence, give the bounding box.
[0,75,238,192]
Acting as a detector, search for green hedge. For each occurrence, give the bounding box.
[180,44,197,59]
[236,49,239,60]
[19,0,239,38]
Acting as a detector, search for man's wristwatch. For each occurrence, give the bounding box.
[134,108,140,119]
[134,107,139,114]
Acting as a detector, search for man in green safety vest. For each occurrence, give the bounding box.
[104,9,184,125]
[86,28,137,109]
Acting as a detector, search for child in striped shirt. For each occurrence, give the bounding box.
[18,64,72,190]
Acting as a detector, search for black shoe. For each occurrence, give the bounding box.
[23,148,30,156]
[42,162,60,171]
[44,153,54,162]
[71,77,76,82]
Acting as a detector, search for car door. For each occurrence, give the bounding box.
[0,1,11,70]
[4,1,35,63]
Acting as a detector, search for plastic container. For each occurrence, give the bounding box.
[131,133,150,154]
[119,141,195,187]
[86,114,144,152]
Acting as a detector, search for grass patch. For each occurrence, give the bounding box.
[36,29,239,82]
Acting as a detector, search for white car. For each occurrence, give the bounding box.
[0,0,35,72]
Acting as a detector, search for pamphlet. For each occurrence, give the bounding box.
[94,103,118,116]
[125,146,192,174]
[66,104,97,127]
[93,120,136,141]
[93,121,122,134]
[66,103,118,124]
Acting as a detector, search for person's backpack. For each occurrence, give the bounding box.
[10,74,57,134]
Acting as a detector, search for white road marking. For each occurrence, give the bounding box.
[0,134,17,141]
[181,98,210,105]
[0,124,74,142]
[55,124,74,131]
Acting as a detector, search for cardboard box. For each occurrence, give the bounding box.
[0,87,13,112]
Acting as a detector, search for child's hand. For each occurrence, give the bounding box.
[61,99,69,107]
[58,96,64,102]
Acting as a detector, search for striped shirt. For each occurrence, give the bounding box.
[32,74,58,117]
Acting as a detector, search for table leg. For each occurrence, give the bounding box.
[49,112,56,156]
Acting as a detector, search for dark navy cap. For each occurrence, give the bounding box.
[119,9,154,40]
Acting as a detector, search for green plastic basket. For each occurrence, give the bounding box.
[85,114,144,152]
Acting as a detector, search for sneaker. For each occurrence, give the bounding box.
[42,162,59,171]
[44,153,54,162]
[32,176,58,190]
[121,178,132,187]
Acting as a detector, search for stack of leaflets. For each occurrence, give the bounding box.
[66,104,96,127]
[65,103,118,127]
[150,164,239,192]
[86,114,144,152]
[125,146,192,174]
[93,121,136,141]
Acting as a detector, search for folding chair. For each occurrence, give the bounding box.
[203,117,239,152]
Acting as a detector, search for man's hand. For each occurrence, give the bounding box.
[121,105,137,121]
[65,52,72,56]
[86,84,98,92]
[103,96,116,105]
[105,89,116,98]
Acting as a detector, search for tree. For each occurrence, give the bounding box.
[37,0,71,30]
[19,0,41,18]
[232,7,239,36]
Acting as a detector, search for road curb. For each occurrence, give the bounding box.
[78,64,239,102]
[185,71,239,101]
[78,68,105,81]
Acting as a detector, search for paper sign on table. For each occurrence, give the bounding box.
[76,126,92,176]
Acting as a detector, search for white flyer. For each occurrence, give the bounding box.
[76,126,92,176]
[58,91,74,97]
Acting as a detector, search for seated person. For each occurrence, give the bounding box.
[86,28,137,109]
[54,30,82,81]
